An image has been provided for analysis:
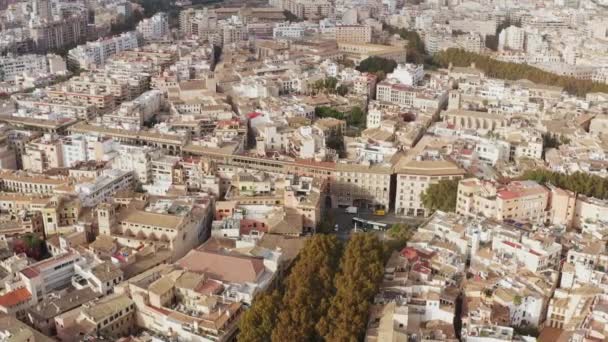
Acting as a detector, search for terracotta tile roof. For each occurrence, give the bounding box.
[20,267,39,279]
[0,287,31,308]
[177,250,265,284]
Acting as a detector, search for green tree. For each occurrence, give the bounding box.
[356,56,398,74]
[521,169,608,199]
[238,290,281,342]
[317,234,385,341]
[272,235,342,342]
[315,106,345,120]
[324,77,338,91]
[348,106,365,128]
[336,84,349,96]
[432,48,608,96]
[421,179,460,213]
[326,134,345,158]
[514,324,540,337]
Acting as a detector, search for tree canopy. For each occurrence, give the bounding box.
[315,106,366,129]
[421,179,460,213]
[433,48,608,96]
[317,234,385,341]
[383,24,427,64]
[356,56,398,75]
[272,235,342,342]
[521,169,608,199]
[237,290,281,342]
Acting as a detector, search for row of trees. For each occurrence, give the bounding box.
[315,106,366,128]
[311,77,349,96]
[238,234,386,342]
[417,169,608,215]
[433,48,608,96]
[421,179,460,213]
[356,56,398,81]
[521,169,608,200]
[383,24,428,65]
[542,133,570,158]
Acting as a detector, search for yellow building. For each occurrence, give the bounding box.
[396,160,465,217]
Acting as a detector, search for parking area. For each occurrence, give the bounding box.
[328,207,425,240]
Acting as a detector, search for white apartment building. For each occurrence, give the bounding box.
[396,160,465,217]
[67,31,141,70]
[388,63,425,86]
[498,26,525,51]
[0,54,63,82]
[273,22,308,39]
[113,145,163,184]
[19,251,87,303]
[74,169,134,207]
[137,12,170,41]
[61,134,115,167]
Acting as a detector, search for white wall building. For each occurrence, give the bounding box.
[74,169,134,207]
[137,12,170,40]
[67,31,141,70]
[113,145,162,184]
[498,26,525,51]
[388,63,425,86]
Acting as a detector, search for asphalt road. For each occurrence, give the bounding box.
[328,208,425,240]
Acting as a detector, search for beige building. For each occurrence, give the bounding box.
[22,134,64,172]
[396,160,465,217]
[573,195,608,228]
[337,43,407,64]
[0,171,69,194]
[55,294,136,341]
[117,264,243,341]
[333,162,392,209]
[97,197,212,262]
[335,25,372,43]
[456,179,550,224]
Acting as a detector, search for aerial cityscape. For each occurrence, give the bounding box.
[0,0,607,340]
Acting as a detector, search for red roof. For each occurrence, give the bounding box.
[461,149,473,155]
[20,267,39,279]
[401,247,418,261]
[503,241,521,249]
[178,250,265,284]
[412,263,431,275]
[0,288,31,308]
[247,112,262,119]
[497,190,519,200]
